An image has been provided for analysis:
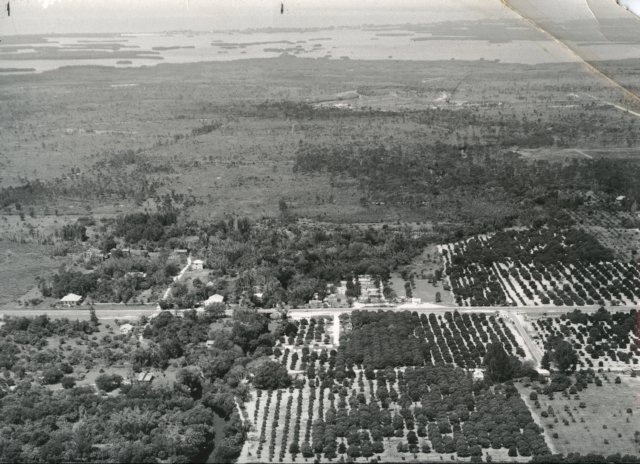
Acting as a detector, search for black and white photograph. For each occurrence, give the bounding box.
[1,0,640,462]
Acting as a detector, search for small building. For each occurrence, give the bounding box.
[119,323,133,335]
[203,294,224,306]
[137,372,154,383]
[59,293,83,307]
[472,369,485,381]
[205,340,215,347]
[125,271,146,279]
[336,280,348,295]
[174,249,188,255]
[324,293,348,308]
[83,248,105,262]
[308,293,323,309]
[191,259,204,271]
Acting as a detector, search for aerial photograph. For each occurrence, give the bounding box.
[0,0,639,462]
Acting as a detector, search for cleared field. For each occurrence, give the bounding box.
[519,377,640,456]
[0,240,65,306]
[391,245,456,306]
[517,147,640,161]
[569,210,640,262]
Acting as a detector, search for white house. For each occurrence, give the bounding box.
[203,294,224,306]
[191,259,204,271]
[119,323,133,334]
[59,293,83,307]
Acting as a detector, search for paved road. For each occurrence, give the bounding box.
[503,311,544,366]
[1,302,635,322]
[284,303,636,318]
[0,307,160,321]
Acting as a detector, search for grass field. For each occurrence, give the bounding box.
[519,377,640,456]
[0,240,65,307]
[391,245,455,305]
[1,56,634,222]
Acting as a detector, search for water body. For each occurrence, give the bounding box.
[0,22,576,74]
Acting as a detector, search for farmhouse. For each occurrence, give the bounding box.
[203,294,224,306]
[191,259,204,270]
[58,293,83,307]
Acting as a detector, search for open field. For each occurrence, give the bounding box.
[569,210,640,262]
[518,377,640,456]
[0,56,635,218]
[0,241,66,306]
[391,245,456,306]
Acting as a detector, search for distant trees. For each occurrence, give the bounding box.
[113,210,178,245]
[61,223,87,241]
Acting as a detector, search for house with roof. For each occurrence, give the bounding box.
[191,259,204,271]
[58,293,83,307]
[203,294,224,306]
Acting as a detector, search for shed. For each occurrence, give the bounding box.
[191,259,204,270]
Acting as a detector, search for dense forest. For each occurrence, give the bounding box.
[294,141,640,228]
[163,219,431,308]
[0,308,298,463]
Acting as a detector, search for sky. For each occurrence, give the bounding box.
[0,0,495,35]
